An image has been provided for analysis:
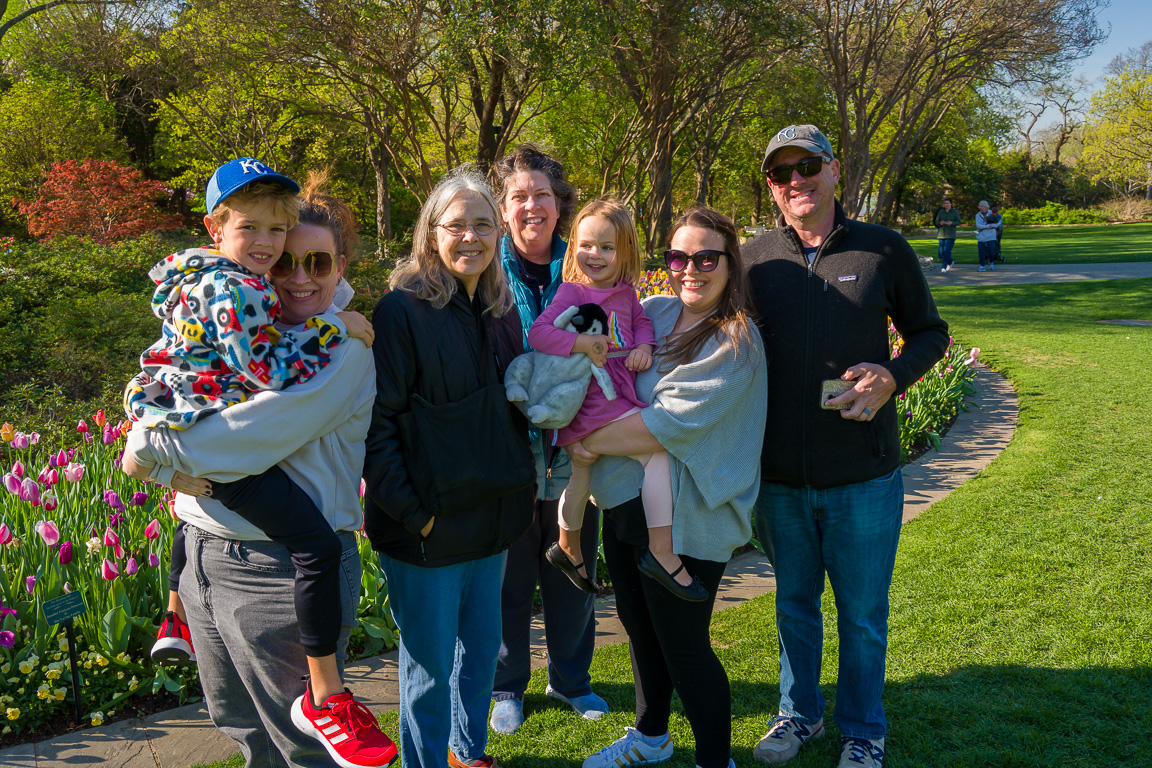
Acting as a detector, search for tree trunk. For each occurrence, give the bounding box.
[694,156,710,208]
[647,125,674,253]
[366,126,393,257]
[751,176,763,225]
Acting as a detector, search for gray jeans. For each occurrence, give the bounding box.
[180,525,362,768]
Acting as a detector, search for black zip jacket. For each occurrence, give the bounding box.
[744,202,949,489]
[362,285,534,567]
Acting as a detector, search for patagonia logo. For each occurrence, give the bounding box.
[838,275,858,282]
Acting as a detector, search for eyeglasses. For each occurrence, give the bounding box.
[663,249,726,273]
[269,250,335,278]
[437,221,496,237]
[766,156,828,185]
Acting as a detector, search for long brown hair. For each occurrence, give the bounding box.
[561,198,643,287]
[659,207,758,372]
[297,169,360,260]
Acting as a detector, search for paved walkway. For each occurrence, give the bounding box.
[0,365,1017,768]
[923,260,1152,287]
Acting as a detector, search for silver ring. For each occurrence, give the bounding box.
[862,408,872,416]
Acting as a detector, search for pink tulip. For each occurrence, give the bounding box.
[34,519,60,546]
[44,468,59,487]
[56,449,68,467]
[101,559,119,580]
[58,541,74,565]
[3,473,19,495]
[20,478,41,506]
[64,462,85,482]
[129,491,149,507]
[103,527,124,559]
[11,461,23,478]
[29,432,39,445]
[77,420,88,433]
[25,576,36,593]
[360,478,366,497]
[0,523,11,545]
[42,490,58,512]
[125,557,139,576]
[145,519,161,540]
[148,552,160,568]
[11,434,28,449]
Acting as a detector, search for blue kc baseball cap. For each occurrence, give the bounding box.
[205,157,300,213]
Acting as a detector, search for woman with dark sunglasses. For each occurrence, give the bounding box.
[574,207,767,768]
[125,172,399,768]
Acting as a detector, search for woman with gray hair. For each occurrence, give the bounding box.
[362,166,536,768]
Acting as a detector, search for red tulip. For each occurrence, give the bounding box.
[77,420,88,433]
[145,519,161,540]
[94,410,107,428]
[101,559,119,581]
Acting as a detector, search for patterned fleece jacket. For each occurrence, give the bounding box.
[124,247,345,430]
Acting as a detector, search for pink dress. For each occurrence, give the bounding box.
[527,281,657,446]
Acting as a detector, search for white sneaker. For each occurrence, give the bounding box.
[753,715,824,764]
[838,737,884,768]
[977,266,987,272]
[582,727,672,768]
[945,264,952,272]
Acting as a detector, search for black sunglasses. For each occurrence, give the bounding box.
[766,156,828,185]
[270,250,336,278]
[663,249,726,273]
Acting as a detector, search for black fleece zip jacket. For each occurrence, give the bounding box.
[744,202,949,489]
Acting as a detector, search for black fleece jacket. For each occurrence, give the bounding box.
[362,285,534,567]
[744,202,949,489]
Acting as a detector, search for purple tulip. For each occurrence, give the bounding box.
[108,512,124,528]
[20,477,41,506]
[67,448,76,461]
[25,575,36,593]
[104,490,126,513]
[125,557,139,576]
[129,491,149,507]
[101,559,119,581]
[0,523,10,545]
[0,630,14,649]
[3,473,19,495]
[148,552,160,568]
[34,519,60,546]
[11,461,23,478]
[59,541,74,565]
[83,432,93,444]
[102,427,116,445]
[145,519,161,539]
[0,601,14,617]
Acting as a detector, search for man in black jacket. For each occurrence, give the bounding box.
[744,125,948,768]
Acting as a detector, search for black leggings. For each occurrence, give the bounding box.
[602,497,731,768]
[168,467,342,657]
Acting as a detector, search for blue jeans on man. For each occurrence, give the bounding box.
[936,238,955,268]
[380,551,507,768]
[754,468,904,740]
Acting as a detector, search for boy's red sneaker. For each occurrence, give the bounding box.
[151,611,195,665]
[291,681,397,768]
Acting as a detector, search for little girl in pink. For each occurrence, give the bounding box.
[527,198,706,601]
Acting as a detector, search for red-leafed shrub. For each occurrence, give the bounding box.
[15,159,183,244]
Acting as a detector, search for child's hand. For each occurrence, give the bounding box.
[337,311,375,347]
[626,345,654,372]
[573,334,610,367]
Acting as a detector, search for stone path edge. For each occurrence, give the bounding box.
[0,363,1017,768]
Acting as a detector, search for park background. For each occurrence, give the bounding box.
[1,0,1151,764]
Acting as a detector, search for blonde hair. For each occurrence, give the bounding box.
[561,198,643,286]
[390,166,513,317]
[208,181,301,230]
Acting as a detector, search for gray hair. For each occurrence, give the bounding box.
[390,166,513,317]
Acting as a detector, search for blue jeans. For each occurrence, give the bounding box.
[937,238,955,267]
[180,526,361,768]
[978,240,996,267]
[753,469,904,740]
[380,552,507,768]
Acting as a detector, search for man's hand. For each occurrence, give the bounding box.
[567,441,599,468]
[827,363,897,422]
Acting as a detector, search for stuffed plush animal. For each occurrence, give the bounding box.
[505,303,617,429]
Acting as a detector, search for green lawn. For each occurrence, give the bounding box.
[906,221,1152,265]
[197,279,1152,768]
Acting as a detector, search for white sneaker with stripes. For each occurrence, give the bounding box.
[582,727,673,768]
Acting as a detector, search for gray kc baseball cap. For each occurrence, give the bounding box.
[761,125,835,173]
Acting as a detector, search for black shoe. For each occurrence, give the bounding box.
[545,542,598,594]
[637,549,709,602]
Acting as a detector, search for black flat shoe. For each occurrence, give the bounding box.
[637,548,709,602]
[545,542,598,594]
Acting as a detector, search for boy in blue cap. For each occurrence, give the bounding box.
[126,158,396,768]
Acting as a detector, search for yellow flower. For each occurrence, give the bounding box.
[95,654,109,667]
[53,688,67,701]
[53,652,63,661]
[128,677,139,692]
[83,662,92,670]
[90,711,104,726]
[17,661,33,675]
[5,708,19,721]
[46,669,61,680]
[117,671,124,679]
[0,696,11,705]
[1,423,14,443]
[37,684,50,700]
[0,664,8,674]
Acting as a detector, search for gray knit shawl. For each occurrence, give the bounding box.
[589,295,767,562]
